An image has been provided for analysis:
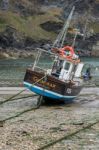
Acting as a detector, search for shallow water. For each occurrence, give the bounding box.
[0,58,33,86]
[0,57,99,86]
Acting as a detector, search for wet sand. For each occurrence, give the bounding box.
[0,87,32,95]
[0,87,99,150]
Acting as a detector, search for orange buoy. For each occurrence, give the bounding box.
[59,46,74,59]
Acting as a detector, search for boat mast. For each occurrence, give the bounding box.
[52,6,75,49]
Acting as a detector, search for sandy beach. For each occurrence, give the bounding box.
[0,87,99,150]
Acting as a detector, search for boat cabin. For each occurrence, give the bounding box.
[51,57,84,81]
[32,48,84,82]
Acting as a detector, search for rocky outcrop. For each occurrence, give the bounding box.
[0,26,50,49]
[0,26,24,49]
[0,25,99,57]
[0,48,37,59]
[0,0,42,16]
[40,21,63,33]
[0,0,98,57]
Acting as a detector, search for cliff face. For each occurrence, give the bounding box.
[1,0,98,18]
[0,0,99,57]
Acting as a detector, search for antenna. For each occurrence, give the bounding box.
[72,29,79,47]
[83,3,92,40]
[83,18,88,41]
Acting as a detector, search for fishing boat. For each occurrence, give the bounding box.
[23,7,88,105]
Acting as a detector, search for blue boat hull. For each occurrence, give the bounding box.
[24,81,77,102]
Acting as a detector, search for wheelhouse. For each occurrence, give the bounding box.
[32,48,84,82]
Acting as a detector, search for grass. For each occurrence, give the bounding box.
[0,7,62,40]
[89,22,99,33]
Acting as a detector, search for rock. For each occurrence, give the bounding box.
[0,1,98,57]
[42,44,51,50]
[40,21,63,33]
[0,121,4,127]
[0,26,25,49]
[73,122,84,125]
[91,50,99,57]
[0,0,9,10]
[0,52,10,58]
[11,0,42,16]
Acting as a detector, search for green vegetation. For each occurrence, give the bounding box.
[0,7,62,40]
[89,22,99,33]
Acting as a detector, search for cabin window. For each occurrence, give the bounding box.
[51,59,64,77]
[64,62,70,70]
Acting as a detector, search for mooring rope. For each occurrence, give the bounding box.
[0,74,47,106]
[38,119,99,150]
[0,75,48,124]
[0,94,37,105]
[0,104,41,123]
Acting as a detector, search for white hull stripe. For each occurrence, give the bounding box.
[24,82,76,99]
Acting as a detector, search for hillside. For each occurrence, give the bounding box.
[0,0,99,57]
